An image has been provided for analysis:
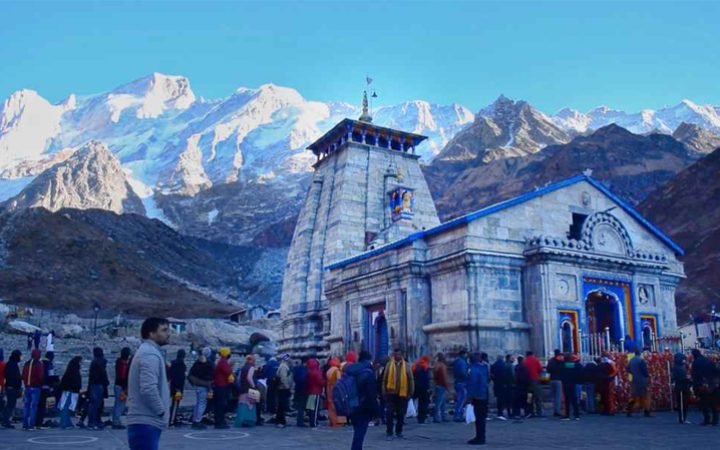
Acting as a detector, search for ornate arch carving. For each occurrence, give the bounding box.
[581,212,634,257]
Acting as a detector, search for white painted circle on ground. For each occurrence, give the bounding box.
[183,431,250,440]
[28,435,99,445]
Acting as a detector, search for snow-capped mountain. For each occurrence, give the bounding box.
[373,101,474,157]
[552,99,720,135]
[0,73,473,210]
[4,140,145,215]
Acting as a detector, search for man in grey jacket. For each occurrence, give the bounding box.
[127,318,171,450]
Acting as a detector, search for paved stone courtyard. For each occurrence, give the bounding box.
[1,412,716,450]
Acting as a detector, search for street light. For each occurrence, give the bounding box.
[711,305,718,349]
[92,301,101,344]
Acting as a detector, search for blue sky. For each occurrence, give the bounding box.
[1,0,717,113]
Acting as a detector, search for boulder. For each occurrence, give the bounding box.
[186,319,277,348]
[58,324,84,338]
[8,320,41,334]
[62,314,82,325]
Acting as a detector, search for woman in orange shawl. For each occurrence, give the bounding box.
[326,357,347,426]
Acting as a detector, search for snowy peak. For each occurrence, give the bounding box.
[553,100,720,135]
[4,140,146,215]
[373,101,474,158]
[0,89,69,169]
[106,72,196,121]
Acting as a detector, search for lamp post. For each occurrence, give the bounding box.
[92,301,101,344]
[712,305,718,349]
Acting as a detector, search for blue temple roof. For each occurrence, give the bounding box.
[326,174,684,271]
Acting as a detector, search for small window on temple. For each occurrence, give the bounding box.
[568,213,588,240]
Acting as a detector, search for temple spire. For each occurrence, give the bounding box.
[358,90,372,123]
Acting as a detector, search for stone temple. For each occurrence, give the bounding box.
[279,94,685,360]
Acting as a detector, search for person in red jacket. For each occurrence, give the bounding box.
[213,348,233,429]
[524,351,544,417]
[305,358,324,428]
[22,349,44,430]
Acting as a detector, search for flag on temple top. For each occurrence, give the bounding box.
[366,76,373,85]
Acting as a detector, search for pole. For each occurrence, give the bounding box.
[666,360,673,411]
[93,310,98,345]
[679,331,685,353]
[604,327,611,353]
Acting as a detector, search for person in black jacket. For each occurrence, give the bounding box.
[490,355,507,420]
[582,359,600,414]
[59,356,83,429]
[546,350,564,417]
[169,349,187,426]
[189,348,214,429]
[412,356,431,424]
[1,350,22,428]
[513,356,530,419]
[292,357,309,427]
[691,348,719,425]
[672,352,691,424]
[347,351,379,450]
[87,347,109,430]
[561,353,583,420]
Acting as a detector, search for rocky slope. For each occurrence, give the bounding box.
[672,122,720,154]
[428,124,700,221]
[639,148,720,317]
[3,141,145,214]
[0,207,282,317]
[424,95,571,195]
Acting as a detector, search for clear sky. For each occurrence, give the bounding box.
[1,0,717,113]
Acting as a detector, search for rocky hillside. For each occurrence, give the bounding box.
[3,141,145,215]
[672,122,720,154]
[0,207,282,317]
[639,148,720,316]
[428,124,700,221]
[424,96,570,194]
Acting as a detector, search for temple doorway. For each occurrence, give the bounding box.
[365,304,388,361]
[586,290,623,342]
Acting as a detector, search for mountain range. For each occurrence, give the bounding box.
[1,73,719,316]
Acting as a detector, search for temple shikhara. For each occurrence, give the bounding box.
[279,92,685,360]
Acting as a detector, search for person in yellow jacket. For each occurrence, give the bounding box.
[382,348,414,441]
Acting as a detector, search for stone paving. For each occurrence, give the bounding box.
[1,411,717,450]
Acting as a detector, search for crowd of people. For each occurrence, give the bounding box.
[0,319,719,450]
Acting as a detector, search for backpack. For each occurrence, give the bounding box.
[333,367,373,417]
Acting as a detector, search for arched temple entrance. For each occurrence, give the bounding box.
[365,305,388,361]
[585,289,624,343]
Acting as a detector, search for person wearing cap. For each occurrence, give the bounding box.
[213,347,233,429]
[274,354,293,428]
[189,348,213,429]
[326,356,346,427]
[235,355,258,427]
[21,348,44,430]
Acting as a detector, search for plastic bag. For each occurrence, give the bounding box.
[465,404,475,424]
[405,399,418,418]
